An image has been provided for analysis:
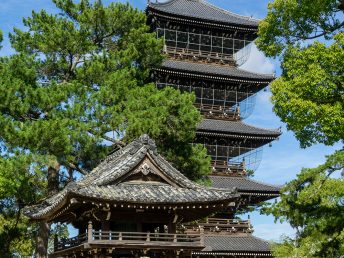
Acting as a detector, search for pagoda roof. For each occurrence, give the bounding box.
[197,119,281,140]
[24,135,238,221]
[157,60,275,84]
[210,176,281,196]
[193,235,272,255]
[148,0,259,31]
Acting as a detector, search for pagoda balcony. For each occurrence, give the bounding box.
[195,103,240,121]
[195,144,264,173]
[53,230,204,256]
[211,160,246,176]
[156,83,256,120]
[157,28,253,66]
[182,218,253,236]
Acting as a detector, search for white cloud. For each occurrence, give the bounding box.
[254,222,296,241]
[240,44,276,74]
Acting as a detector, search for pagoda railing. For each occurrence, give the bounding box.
[198,144,263,173]
[156,28,252,66]
[156,83,256,120]
[54,229,204,253]
[182,218,253,235]
[211,160,246,175]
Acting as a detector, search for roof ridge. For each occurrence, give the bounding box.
[81,134,158,185]
[150,0,260,23]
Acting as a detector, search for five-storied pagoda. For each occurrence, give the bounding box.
[24,0,282,257]
[147,0,281,257]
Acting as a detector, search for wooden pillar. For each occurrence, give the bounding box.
[88,221,93,242]
[53,234,58,252]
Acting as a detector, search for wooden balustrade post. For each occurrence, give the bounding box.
[119,232,122,241]
[87,221,93,242]
[173,234,177,243]
[146,232,150,242]
[199,226,205,246]
[53,235,58,252]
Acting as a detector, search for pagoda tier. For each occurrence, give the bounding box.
[154,60,274,120]
[196,119,281,174]
[148,1,280,257]
[147,0,260,66]
[24,135,239,258]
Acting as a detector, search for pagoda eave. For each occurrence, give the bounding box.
[194,251,272,257]
[147,0,260,32]
[196,130,280,141]
[197,120,281,140]
[154,67,274,85]
[148,9,259,32]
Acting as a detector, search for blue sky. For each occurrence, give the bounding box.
[0,0,340,241]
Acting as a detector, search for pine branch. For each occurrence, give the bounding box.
[67,162,89,175]
[300,21,344,40]
[88,130,126,148]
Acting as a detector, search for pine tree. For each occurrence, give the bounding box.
[0,1,210,256]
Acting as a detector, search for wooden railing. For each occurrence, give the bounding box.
[54,227,203,252]
[54,233,87,251]
[92,231,201,243]
[194,103,240,121]
[182,218,253,235]
[211,160,246,175]
[164,45,236,65]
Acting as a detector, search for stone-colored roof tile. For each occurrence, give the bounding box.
[148,0,259,29]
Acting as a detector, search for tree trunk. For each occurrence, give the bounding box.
[47,164,60,196]
[36,164,60,257]
[36,221,50,258]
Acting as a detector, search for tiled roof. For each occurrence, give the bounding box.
[24,135,238,220]
[148,0,259,29]
[197,119,281,139]
[158,60,275,83]
[76,182,232,204]
[210,176,281,195]
[194,235,271,254]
